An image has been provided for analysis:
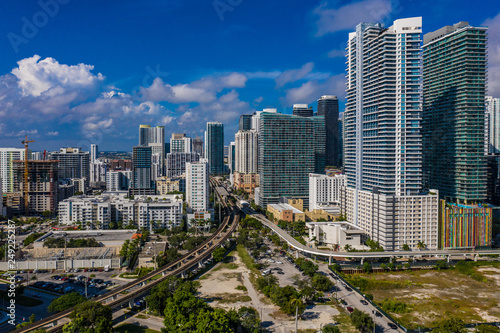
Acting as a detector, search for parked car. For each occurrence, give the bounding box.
[347,307,354,313]
[360,300,368,305]
[33,293,41,298]
[388,323,398,330]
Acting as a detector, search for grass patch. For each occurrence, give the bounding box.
[212,262,238,272]
[115,323,159,333]
[135,314,148,319]
[297,329,316,333]
[119,272,139,279]
[212,293,252,303]
[236,285,247,291]
[198,274,211,280]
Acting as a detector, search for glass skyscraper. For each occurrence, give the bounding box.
[317,95,340,167]
[258,113,325,208]
[132,146,154,192]
[205,122,225,175]
[239,114,253,131]
[422,22,488,203]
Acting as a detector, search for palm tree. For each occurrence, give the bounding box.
[402,244,410,251]
[290,297,303,333]
[417,241,426,251]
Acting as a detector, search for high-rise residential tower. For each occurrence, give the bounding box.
[317,96,340,167]
[139,125,165,147]
[239,114,253,131]
[235,130,259,174]
[258,113,325,208]
[186,160,209,212]
[50,147,90,182]
[205,122,225,175]
[192,136,204,157]
[344,17,423,199]
[292,104,313,117]
[422,22,488,203]
[485,96,500,155]
[0,148,27,193]
[131,146,155,194]
[90,144,98,163]
[170,133,192,153]
[341,18,439,251]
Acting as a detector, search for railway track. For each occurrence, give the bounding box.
[12,177,239,333]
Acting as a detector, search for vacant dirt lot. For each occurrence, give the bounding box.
[346,263,500,329]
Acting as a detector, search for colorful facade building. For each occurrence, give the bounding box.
[439,200,492,249]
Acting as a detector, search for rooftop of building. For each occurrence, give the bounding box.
[268,203,304,214]
[36,229,138,243]
[60,192,182,204]
[306,221,366,234]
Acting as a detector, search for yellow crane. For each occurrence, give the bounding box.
[21,135,34,215]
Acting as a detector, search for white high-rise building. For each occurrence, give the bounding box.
[309,173,347,210]
[0,148,27,193]
[90,144,98,163]
[485,96,500,155]
[340,187,439,250]
[170,134,192,153]
[90,160,108,183]
[186,160,209,212]
[341,17,438,250]
[106,170,132,191]
[235,130,259,174]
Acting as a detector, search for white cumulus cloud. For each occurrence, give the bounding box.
[314,0,393,36]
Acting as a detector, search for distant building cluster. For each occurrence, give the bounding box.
[1,18,497,252]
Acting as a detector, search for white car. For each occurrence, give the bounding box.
[276,261,283,264]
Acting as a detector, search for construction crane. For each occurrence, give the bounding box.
[21,135,34,215]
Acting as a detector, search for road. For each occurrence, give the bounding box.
[317,265,401,332]
[244,207,500,260]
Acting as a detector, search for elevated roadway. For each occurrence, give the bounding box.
[244,207,500,263]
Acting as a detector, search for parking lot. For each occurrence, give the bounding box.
[3,268,126,299]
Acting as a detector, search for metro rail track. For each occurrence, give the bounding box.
[12,176,240,333]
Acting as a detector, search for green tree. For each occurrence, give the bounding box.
[432,317,466,333]
[213,247,226,262]
[417,241,426,250]
[350,309,374,333]
[311,274,333,292]
[362,262,372,273]
[402,244,410,251]
[145,277,183,315]
[63,301,113,333]
[475,324,500,333]
[48,292,86,313]
[435,260,448,270]
[323,325,341,333]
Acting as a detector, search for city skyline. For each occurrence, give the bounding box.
[0,1,499,151]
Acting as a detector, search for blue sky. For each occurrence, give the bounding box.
[0,0,499,151]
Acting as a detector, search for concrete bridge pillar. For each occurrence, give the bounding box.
[474,254,478,262]
[181,272,185,279]
[162,271,166,276]
[199,261,203,268]
[129,301,134,308]
[52,320,58,327]
[361,257,365,265]
[447,255,450,263]
[329,256,332,265]
[295,251,299,259]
